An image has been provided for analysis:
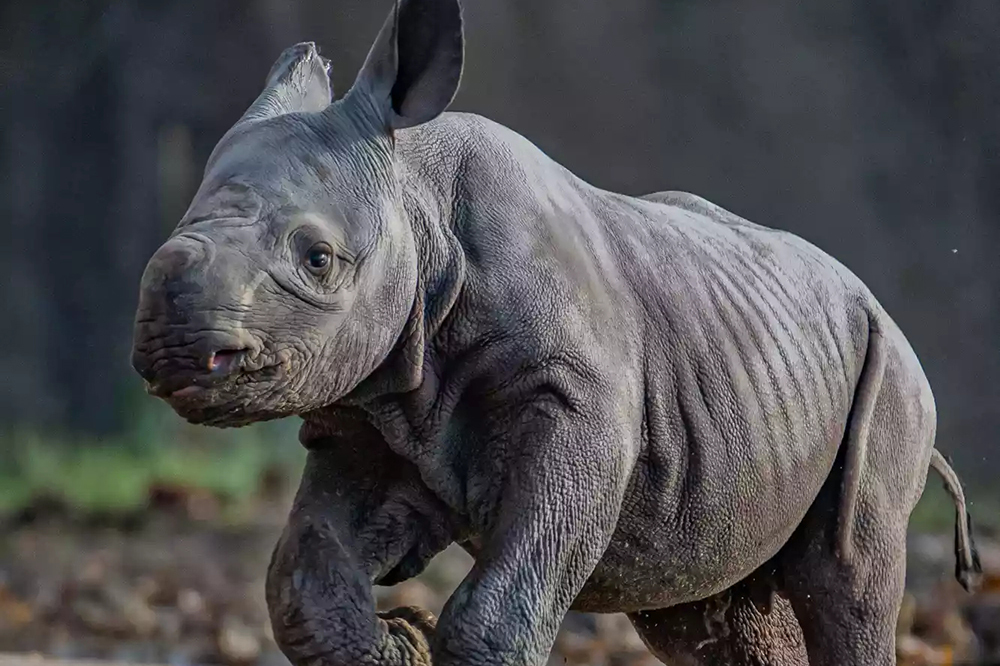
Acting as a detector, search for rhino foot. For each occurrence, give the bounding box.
[378,606,438,665]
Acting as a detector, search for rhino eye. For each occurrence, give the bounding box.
[304,243,333,275]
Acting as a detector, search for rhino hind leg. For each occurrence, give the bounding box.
[778,333,933,666]
[778,472,908,666]
[628,574,808,666]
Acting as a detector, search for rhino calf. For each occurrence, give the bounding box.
[131,1,981,664]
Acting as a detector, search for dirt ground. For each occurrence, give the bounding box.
[0,487,997,666]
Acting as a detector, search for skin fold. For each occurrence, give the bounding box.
[130,1,982,664]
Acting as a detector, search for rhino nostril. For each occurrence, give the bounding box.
[207,348,249,375]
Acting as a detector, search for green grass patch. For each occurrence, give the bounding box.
[0,400,306,516]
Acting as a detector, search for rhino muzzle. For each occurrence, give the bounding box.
[131,234,267,405]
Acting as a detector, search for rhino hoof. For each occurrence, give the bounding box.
[379,606,438,664]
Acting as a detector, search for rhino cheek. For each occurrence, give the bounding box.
[237,268,272,309]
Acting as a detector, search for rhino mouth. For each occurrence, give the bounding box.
[133,327,288,426]
[146,348,250,397]
[151,360,284,401]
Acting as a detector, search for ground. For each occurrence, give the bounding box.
[0,471,997,666]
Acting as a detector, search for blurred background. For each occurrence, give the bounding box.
[1,1,998,664]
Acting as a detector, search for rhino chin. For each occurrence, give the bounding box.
[161,387,251,427]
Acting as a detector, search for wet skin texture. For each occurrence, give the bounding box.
[131,1,982,665]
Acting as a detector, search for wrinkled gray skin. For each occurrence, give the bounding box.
[131,1,982,665]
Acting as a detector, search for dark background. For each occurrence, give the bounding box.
[2,0,998,501]
[3,0,996,490]
[1,2,999,664]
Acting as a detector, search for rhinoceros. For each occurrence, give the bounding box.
[130,1,982,664]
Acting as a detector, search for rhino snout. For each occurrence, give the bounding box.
[131,234,263,400]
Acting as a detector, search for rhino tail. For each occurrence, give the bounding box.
[836,317,888,566]
[928,448,983,593]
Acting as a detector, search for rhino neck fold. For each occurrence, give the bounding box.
[332,135,468,410]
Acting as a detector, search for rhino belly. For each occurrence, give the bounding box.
[571,405,847,613]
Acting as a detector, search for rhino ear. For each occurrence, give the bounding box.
[346,0,464,130]
[238,42,333,125]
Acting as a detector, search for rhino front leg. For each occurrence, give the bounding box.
[431,403,632,666]
[267,514,436,666]
[266,432,459,666]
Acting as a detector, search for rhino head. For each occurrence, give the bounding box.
[131,0,463,427]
